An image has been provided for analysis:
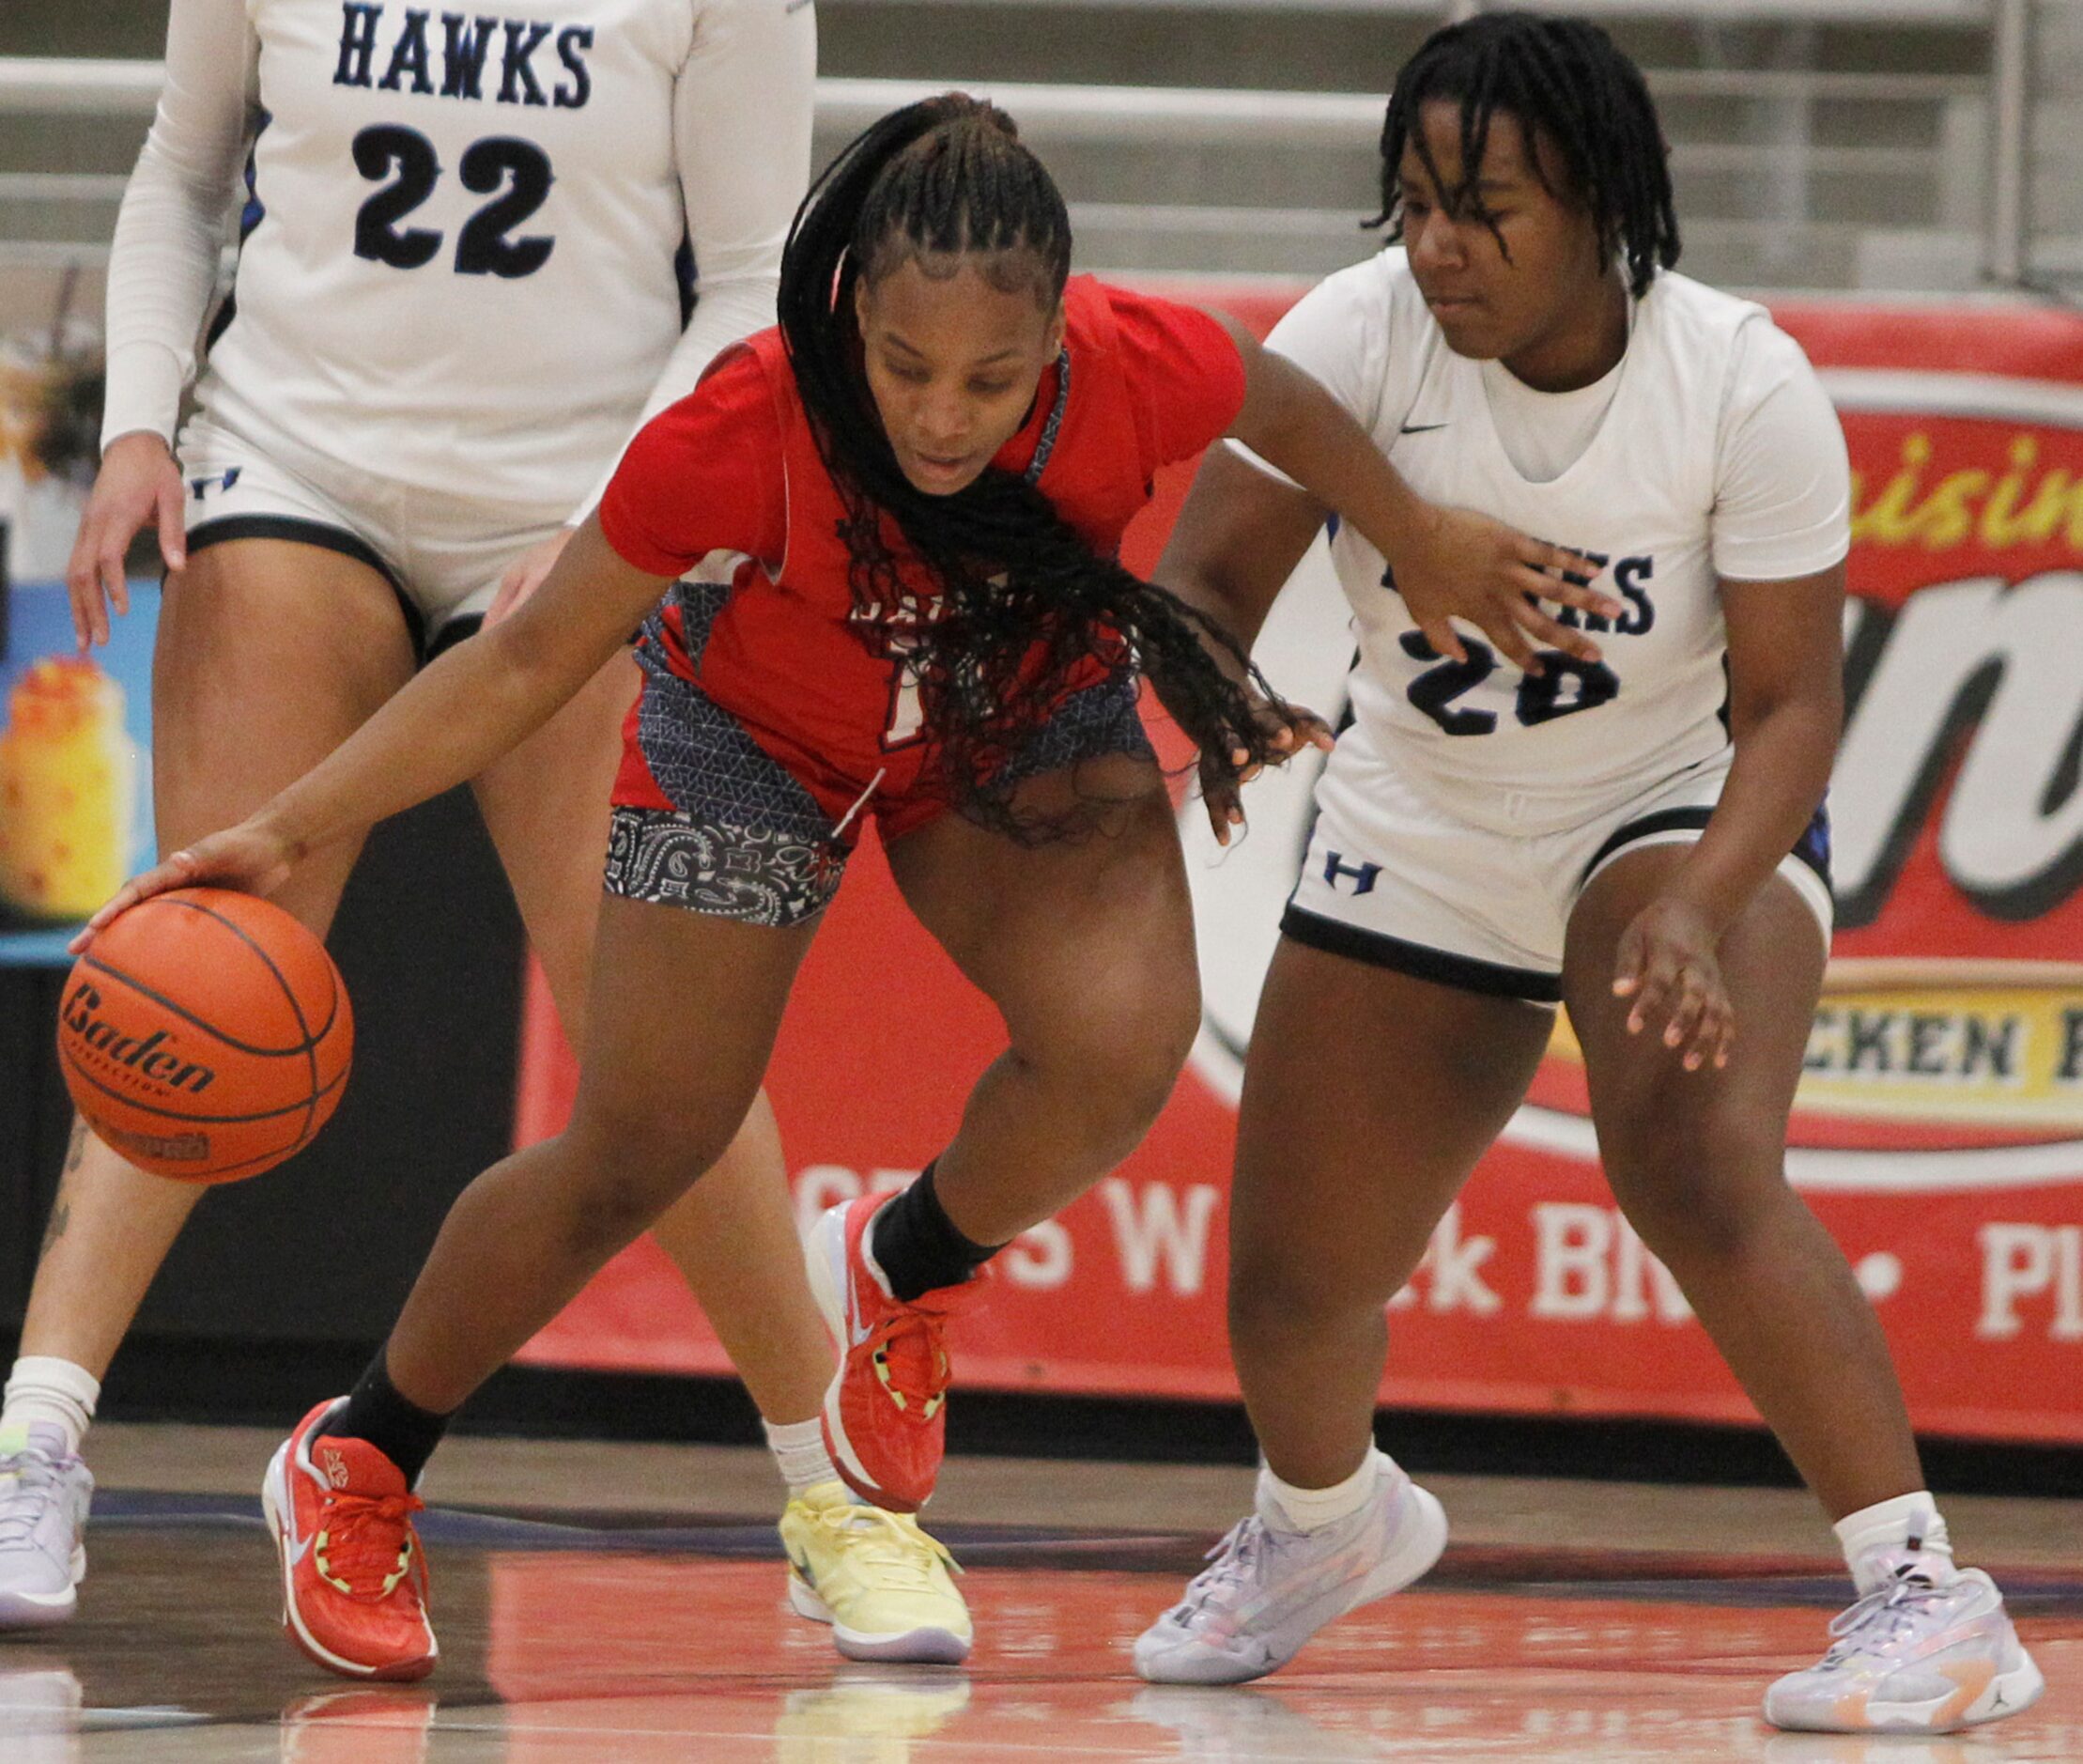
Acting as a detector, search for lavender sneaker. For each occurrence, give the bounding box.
[1764,1565,2043,1733]
[0,1426,93,1629]
[1134,1462,1446,1684]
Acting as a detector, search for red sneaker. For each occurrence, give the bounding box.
[807,1193,981,1512]
[262,1400,437,1681]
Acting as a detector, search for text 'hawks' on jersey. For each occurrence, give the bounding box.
[1247,250,1849,831]
[192,0,811,510]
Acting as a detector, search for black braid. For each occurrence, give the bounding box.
[1370,12,1679,297]
[777,93,1289,843]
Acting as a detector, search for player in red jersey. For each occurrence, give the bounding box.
[81,96,1605,1676]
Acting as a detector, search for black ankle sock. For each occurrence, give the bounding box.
[325,1349,452,1486]
[871,1162,1004,1302]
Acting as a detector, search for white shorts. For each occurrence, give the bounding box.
[1286,737,1834,1005]
[176,414,568,662]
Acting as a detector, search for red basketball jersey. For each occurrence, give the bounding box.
[601,276,1246,822]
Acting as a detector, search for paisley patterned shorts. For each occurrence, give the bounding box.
[605,590,1152,929]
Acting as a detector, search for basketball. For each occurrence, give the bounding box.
[55,887,353,1184]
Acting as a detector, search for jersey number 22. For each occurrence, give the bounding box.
[352,126,554,278]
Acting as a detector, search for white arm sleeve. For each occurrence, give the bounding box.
[1710,318,1852,581]
[1226,255,1393,488]
[100,0,257,452]
[571,0,816,519]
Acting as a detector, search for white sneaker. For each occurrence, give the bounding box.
[1764,1565,2044,1733]
[0,1426,92,1630]
[1133,1462,1446,1684]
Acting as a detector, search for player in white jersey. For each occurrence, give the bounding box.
[0,0,972,1668]
[1134,13,2040,1733]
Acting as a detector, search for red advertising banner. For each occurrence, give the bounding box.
[515,288,2083,1444]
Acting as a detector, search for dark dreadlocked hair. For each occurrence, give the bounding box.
[777,93,1290,842]
[1371,11,1679,298]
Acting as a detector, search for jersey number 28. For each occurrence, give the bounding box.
[1398,630,1619,735]
[352,126,554,278]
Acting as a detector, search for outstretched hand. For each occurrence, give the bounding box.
[1200,691,1335,846]
[1396,506,1621,675]
[69,821,299,953]
[1611,895,1733,1073]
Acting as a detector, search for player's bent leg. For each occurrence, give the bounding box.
[1564,847,1916,1520]
[1136,936,1548,1685]
[270,894,814,1680]
[473,654,965,1657]
[471,651,833,1429]
[1564,843,2039,1732]
[385,894,814,1414]
[1,540,411,1630]
[810,759,1199,1511]
[1227,937,1551,1491]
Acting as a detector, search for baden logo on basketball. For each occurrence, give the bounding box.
[1186,376,2083,1194]
[61,981,219,1095]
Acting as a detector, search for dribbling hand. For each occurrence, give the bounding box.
[1201,692,1335,846]
[1396,505,1621,676]
[66,432,187,650]
[1611,895,1733,1073]
[69,821,299,953]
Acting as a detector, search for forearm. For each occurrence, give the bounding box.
[1228,347,1430,566]
[1665,696,1839,936]
[257,618,609,859]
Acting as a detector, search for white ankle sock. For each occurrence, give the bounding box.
[1,1356,100,1458]
[764,1416,839,1496]
[1258,1447,1391,1533]
[1835,1491,1954,1595]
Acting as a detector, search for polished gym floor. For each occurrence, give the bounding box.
[1,1425,2076,1760]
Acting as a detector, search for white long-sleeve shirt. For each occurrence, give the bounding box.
[101,0,815,514]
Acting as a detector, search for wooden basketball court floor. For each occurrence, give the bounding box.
[2,1424,2075,1761]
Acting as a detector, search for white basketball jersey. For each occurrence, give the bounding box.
[1289,252,1843,833]
[196,0,764,508]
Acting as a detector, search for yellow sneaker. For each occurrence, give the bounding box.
[780,1480,972,1664]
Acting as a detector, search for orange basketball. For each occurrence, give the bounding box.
[55,887,353,1184]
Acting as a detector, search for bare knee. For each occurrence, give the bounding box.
[1228,1237,1392,1353]
[1018,974,1199,1157]
[1602,1109,1789,1267]
[551,1097,741,1264]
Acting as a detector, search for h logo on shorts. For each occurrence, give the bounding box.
[1322,851,1381,894]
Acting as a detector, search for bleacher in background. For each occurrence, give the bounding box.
[0,0,2069,340]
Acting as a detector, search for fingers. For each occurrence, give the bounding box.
[1619,951,1731,1073]
[1417,615,1467,666]
[1621,941,1681,1041]
[1525,540,1623,622]
[1505,573,1602,663]
[1204,778,1242,846]
[155,474,188,575]
[1468,607,1540,675]
[68,856,184,952]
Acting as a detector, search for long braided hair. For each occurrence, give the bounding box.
[1372,12,1679,297]
[777,93,1290,842]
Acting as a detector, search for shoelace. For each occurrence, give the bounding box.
[1822,1572,1952,1664]
[0,1452,62,1548]
[315,1490,430,1604]
[1168,1517,1277,1630]
[865,1303,956,1423]
[815,1505,962,1590]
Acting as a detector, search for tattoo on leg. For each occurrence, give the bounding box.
[39,1199,71,1257]
[42,1120,89,1254]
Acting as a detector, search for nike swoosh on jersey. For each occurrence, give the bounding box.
[1398,423,1447,435]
